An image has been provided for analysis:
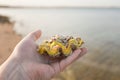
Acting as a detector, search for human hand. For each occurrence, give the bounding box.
[0,30,87,80]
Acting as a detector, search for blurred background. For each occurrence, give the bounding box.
[0,0,120,80]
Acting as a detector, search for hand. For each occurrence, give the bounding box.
[0,30,87,80]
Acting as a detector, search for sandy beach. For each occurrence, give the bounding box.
[0,23,22,64]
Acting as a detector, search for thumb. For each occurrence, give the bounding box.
[24,29,42,41]
[13,30,42,52]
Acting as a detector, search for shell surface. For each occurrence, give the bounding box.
[38,35,84,58]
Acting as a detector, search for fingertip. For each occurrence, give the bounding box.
[30,29,42,41]
[80,47,88,53]
[34,29,42,40]
[78,47,88,57]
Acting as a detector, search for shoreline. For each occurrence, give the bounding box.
[0,23,22,64]
[0,5,120,9]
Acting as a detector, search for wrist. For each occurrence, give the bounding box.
[0,57,29,80]
[0,57,17,79]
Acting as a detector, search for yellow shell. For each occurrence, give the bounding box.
[38,35,84,57]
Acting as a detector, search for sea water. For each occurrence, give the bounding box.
[0,8,120,72]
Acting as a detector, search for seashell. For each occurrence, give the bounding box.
[38,35,84,59]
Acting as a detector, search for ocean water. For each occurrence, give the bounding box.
[0,8,120,79]
[0,8,120,40]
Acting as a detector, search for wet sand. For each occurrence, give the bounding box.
[0,23,22,64]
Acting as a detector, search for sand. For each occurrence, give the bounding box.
[0,23,22,64]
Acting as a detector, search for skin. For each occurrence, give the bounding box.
[0,30,87,80]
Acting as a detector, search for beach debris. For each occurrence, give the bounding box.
[38,35,84,58]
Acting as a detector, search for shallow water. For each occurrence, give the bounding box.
[0,8,120,80]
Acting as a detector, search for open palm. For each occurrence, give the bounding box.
[2,30,87,80]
